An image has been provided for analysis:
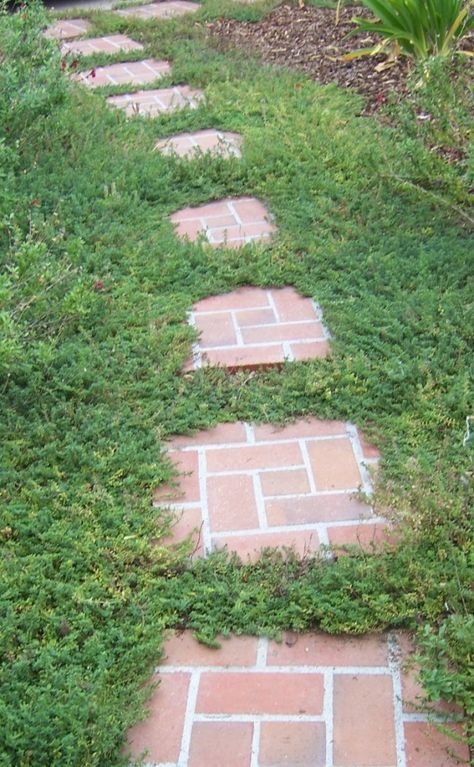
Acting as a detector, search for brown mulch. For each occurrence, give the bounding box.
[206,3,412,113]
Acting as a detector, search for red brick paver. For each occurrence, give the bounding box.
[183,287,330,371]
[154,418,383,560]
[107,85,203,116]
[61,34,143,56]
[73,58,170,88]
[126,631,469,767]
[116,0,200,19]
[45,18,91,40]
[155,129,242,158]
[170,197,276,249]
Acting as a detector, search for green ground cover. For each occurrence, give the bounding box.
[0,2,473,764]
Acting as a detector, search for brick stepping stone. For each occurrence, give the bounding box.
[107,85,203,116]
[61,34,143,56]
[116,0,199,19]
[155,129,242,158]
[154,418,385,561]
[45,18,91,40]
[184,286,330,371]
[126,630,469,767]
[170,196,276,249]
[73,58,170,88]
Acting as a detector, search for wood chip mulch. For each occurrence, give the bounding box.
[206,3,412,113]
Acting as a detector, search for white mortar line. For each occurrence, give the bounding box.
[250,720,260,767]
[244,423,255,444]
[253,474,268,530]
[311,298,332,339]
[324,669,334,767]
[256,637,267,669]
[299,438,318,494]
[240,319,327,329]
[347,422,375,497]
[389,633,407,767]
[195,305,270,316]
[197,449,212,553]
[194,713,326,723]
[266,290,280,322]
[173,433,348,450]
[160,665,391,675]
[230,309,244,347]
[177,670,200,767]
[198,336,325,351]
[226,200,242,225]
[282,340,293,361]
[186,311,202,369]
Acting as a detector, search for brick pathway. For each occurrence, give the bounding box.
[170,197,276,248]
[107,86,203,116]
[155,129,242,158]
[126,630,469,767]
[73,58,170,88]
[116,1,200,19]
[62,34,143,56]
[183,287,330,371]
[154,419,385,560]
[45,18,91,40]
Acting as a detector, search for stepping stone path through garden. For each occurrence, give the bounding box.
[61,34,143,55]
[155,129,242,158]
[183,287,330,370]
[45,4,470,765]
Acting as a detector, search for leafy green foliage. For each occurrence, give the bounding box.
[0,2,473,764]
[353,0,474,59]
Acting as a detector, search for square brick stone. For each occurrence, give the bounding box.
[126,673,190,763]
[155,129,242,158]
[163,631,258,666]
[307,438,361,491]
[207,474,259,531]
[260,468,311,497]
[74,58,170,89]
[117,0,200,19]
[206,442,302,472]
[404,722,470,767]
[267,632,389,667]
[212,528,320,561]
[333,674,397,766]
[194,311,237,347]
[45,18,91,40]
[328,522,390,550]
[196,671,324,715]
[107,86,203,116]
[265,494,372,526]
[153,449,200,503]
[61,34,143,56]
[189,722,253,767]
[260,721,326,766]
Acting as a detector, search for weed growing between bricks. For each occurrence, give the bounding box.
[0,2,473,765]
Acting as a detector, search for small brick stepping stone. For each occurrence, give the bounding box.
[155,129,242,158]
[61,34,143,56]
[154,418,384,561]
[184,286,330,371]
[116,0,199,18]
[170,196,276,249]
[45,18,91,40]
[126,630,469,767]
[73,58,170,88]
[107,85,203,116]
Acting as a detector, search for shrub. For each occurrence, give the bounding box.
[353,0,474,60]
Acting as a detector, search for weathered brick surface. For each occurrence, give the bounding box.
[107,85,203,116]
[73,58,170,88]
[45,19,91,40]
[61,34,143,56]
[116,0,200,19]
[184,286,330,371]
[126,632,467,767]
[154,418,382,559]
[155,129,242,158]
[171,197,277,249]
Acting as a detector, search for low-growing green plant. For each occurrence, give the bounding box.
[351,0,474,60]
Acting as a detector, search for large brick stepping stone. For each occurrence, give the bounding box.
[61,34,143,56]
[73,58,170,88]
[155,129,242,158]
[170,197,276,249]
[45,18,91,40]
[126,630,469,767]
[154,419,384,561]
[116,0,199,19]
[184,286,330,371]
[107,85,203,116]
